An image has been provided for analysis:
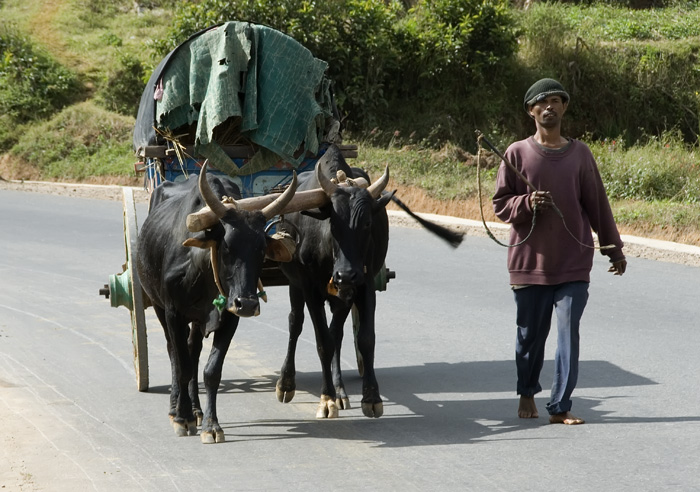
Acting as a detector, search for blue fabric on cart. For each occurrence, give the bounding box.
[154,21,333,175]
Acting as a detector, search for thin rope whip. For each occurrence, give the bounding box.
[475,131,615,251]
[476,137,537,248]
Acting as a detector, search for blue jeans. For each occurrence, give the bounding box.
[513,281,589,415]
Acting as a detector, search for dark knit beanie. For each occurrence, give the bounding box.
[523,78,570,112]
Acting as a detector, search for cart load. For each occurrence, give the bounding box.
[133,20,354,195]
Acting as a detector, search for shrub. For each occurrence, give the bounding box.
[151,0,518,133]
[9,102,136,180]
[592,131,700,203]
[0,114,19,152]
[97,51,147,118]
[402,0,517,86]
[517,2,700,144]
[0,24,79,124]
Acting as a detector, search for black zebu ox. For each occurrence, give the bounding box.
[275,145,393,418]
[137,165,303,443]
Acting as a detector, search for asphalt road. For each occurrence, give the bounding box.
[1,189,699,491]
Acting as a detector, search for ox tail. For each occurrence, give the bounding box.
[388,193,464,248]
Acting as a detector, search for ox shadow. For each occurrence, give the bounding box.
[216,359,700,448]
[147,377,277,395]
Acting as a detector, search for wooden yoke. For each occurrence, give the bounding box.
[186,177,369,232]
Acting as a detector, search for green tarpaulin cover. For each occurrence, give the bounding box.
[155,22,335,175]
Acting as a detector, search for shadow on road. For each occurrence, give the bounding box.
[180,359,700,448]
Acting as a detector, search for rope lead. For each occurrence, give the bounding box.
[475,131,616,251]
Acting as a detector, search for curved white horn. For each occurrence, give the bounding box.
[316,163,338,197]
[198,162,231,219]
[367,165,389,199]
[262,172,298,219]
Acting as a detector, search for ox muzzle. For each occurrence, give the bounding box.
[328,267,366,304]
[227,295,260,317]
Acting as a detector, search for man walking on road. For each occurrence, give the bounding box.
[492,78,627,425]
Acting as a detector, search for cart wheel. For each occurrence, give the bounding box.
[123,188,149,392]
[351,305,364,377]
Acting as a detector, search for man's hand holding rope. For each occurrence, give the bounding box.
[530,190,553,210]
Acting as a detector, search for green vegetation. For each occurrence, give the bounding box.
[592,131,700,203]
[96,51,147,118]
[0,0,699,242]
[10,102,136,180]
[358,140,497,201]
[518,1,700,145]
[0,24,79,148]
[550,2,700,41]
[355,130,700,234]
[152,0,518,132]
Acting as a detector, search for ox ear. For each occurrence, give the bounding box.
[183,237,217,249]
[375,189,396,210]
[301,208,330,220]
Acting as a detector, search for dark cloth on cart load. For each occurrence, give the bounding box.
[133,21,336,176]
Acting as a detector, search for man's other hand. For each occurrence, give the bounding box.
[608,259,627,276]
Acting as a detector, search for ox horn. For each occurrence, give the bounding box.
[367,165,389,199]
[316,163,338,197]
[198,162,232,219]
[261,171,298,219]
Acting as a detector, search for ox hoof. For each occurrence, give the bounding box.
[336,396,351,410]
[201,430,225,444]
[361,401,384,418]
[316,395,339,419]
[173,420,198,437]
[276,386,295,403]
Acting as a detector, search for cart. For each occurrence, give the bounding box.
[100,21,393,391]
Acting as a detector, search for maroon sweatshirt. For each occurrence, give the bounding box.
[492,137,625,285]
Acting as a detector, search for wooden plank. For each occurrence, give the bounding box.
[140,144,358,160]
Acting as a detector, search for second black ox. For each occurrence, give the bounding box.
[275,144,392,419]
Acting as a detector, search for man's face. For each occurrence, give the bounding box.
[528,95,568,128]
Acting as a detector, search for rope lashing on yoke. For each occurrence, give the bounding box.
[331,169,358,186]
[475,130,616,251]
